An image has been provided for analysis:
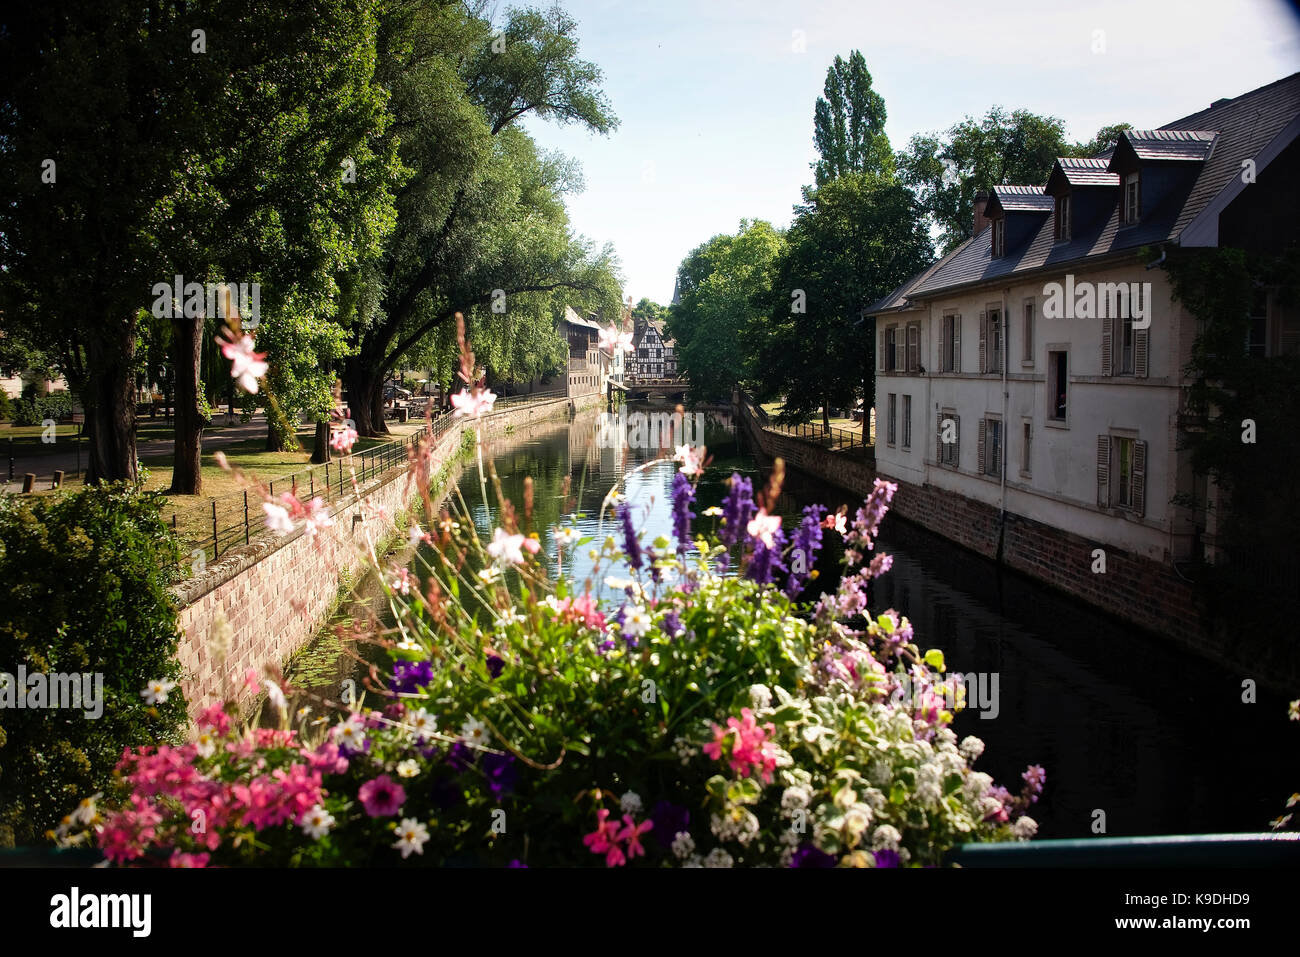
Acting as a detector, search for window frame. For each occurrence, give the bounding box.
[1122,172,1141,226]
[1047,348,1069,424]
[886,392,897,447]
[1020,419,1033,478]
[984,416,1003,478]
[991,216,1005,258]
[1021,298,1035,366]
[902,394,912,449]
[1054,192,1071,243]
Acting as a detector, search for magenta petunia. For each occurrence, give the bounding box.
[358,774,406,817]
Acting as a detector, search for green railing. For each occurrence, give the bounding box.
[945,832,1300,867]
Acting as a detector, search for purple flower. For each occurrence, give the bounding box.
[746,526,788,586]
[671,472,696,552]
[486,653,505,679]
[872,849,900,868]
[660,609,684,641]
[848,479,898,549]
[619,502,643,570]
[447,741,474,772]
[650,801,690,849]
[390,660,434,695]
[785,504,826,597]
[790,844,837,868]
[483,751,518,798]
[507,859,528,868]
[719,474,755,547]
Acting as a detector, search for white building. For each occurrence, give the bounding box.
[869,74,1300,568]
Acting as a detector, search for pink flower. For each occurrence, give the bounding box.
[702,708,779,783]
[822,511,847,536]
[451,388,497,418]
[746,509,781,548]
[263,501,294,535]
[358,774,406,817]
[674,443,704,477]
[522,537,541,555]
[619,815,654,860]
[302,742,349,775]
[487,527,526,565]
[303,497,332,537]
[583,807,626,867]
[216,333,268,394]
[555,593,606,631]
[330,426,359,453]
[390,567,413,595]
[198,703,231,734]
[169,850,211,868]
[599,324,634,354]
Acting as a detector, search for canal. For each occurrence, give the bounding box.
[288,402,1295,841]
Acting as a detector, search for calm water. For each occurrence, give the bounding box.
[291,403,1294,840]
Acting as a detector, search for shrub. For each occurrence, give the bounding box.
[0,390,12,422]
[0,483,188,846]
[10,390,73,427]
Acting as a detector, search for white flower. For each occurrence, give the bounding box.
[406,708,437,741]
[749,683,772,710]
[553,526,581,546]
[487,528,526,565]
[263,501,294,535]
[459,716,489,747]
[671,831,695,860]
[673,443,704,476]
[396,759,420,779]
[781,785,811,812]
[682,854,704,868]
[702,506,723,517]
[844,803,873,839]
[195,730,217,759]
[604,576,635,591]
[264,678,287,715]
[622,605,651,638]
[218,333,268,394]
[477,566,503,585]
[70,793,102,827]
[408,523,426,546]
[140,679,176,705]
[871,824,902,851]
[746,509,781,547]
[395,637,421,652]
[703,847,734,868]
[959,735,986,762]
[1013,816,1038,840]
[619,791,643,815]
[333,714,367,751]
[300,804,335,840]
[393,817,430,858]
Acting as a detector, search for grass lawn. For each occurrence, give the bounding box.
[756,401,873,446]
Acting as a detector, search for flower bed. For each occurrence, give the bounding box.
[56,322,1043,867]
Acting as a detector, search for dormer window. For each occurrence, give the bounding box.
[991,217,1005,258]
[1054,193,1071,242]
[1122,172,1141,225]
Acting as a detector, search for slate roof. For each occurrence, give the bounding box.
[989,184,1055,212]
[1056,156,1120,187]
[878,71,1300,303]
[864,259,946,314]
[562,305,602,330]
[1118,129,1217,161]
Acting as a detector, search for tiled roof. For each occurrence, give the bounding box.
[899,72,1300,300]
[1117,128,1217,162]
[1056,156,1120,187]
[562,305,602,330]
[990,184,1055,212]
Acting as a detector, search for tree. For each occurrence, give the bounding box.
[756,174,932,432]
[1074,122,1133,159]
[812,51,893,186]
[897,108,1131,253]
[341,1,619,436]
[667,222,786,401]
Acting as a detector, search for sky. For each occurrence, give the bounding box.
[522,0,1300,305]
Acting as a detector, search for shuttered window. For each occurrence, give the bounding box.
[1098,435,1147,515]
[937,412,959,467]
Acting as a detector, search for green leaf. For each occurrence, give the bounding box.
[889,782,908,805]
[923,649,945,671]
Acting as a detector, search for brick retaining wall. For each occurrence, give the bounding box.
[174,392,600,719]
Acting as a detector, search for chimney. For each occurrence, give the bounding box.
[972,190,991,237]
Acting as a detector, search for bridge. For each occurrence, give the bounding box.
[621,376,688,402]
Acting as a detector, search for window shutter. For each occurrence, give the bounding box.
[1133,440,1147,516]
[1024,305,1034,363]
[1134,326,1149,378]
[978,311,987,373]
[939,320,949,372]
[953,316,961,373]
[954,415,961,465]
[1101,314,1113,376]
[977,418,987,475]
[936,412,943,462]
[879,329,886,371]
[1096,435,1110,507]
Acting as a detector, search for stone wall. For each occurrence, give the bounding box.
[174,392,598,719]
[732,394,1291,684]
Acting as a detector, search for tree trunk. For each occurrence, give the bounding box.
[83,330,139,484]
[264,395,299,452]
[822,400,830,434]
[311,419,331,464]
[342,356,389,437]
[168,313,205,494]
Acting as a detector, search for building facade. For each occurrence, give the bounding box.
[562,306,606,397]
[869,74,1300,571]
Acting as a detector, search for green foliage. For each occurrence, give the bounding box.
[667,221,787,401]
[1163,246,1300,617]
[11,390,73,427]
[757,174,933,422]
[897,107,1128,253]
[0,390,11,422]
[812,51,894,186]
[0,483,188,847]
